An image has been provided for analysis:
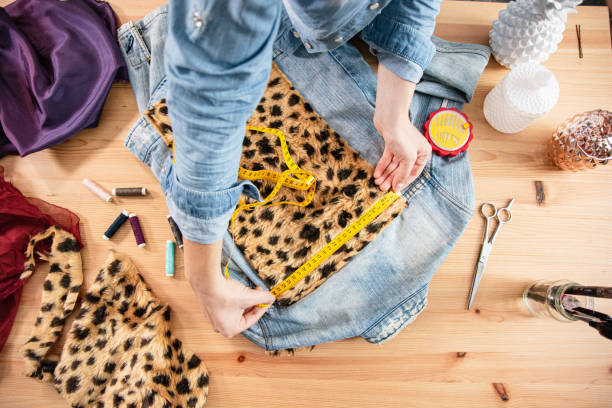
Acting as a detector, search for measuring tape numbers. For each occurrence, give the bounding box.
[269,190,402,297]
[224,126,404,305]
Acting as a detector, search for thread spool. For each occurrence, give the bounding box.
[129,213,146,247]
[167,215,183,249]
[483,63,559,134]
[83,178,112,202]
[112,187,147,196]
[166,240,175,277]
[103,210,129,240]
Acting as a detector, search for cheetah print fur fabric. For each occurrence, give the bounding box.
[21,226,210,407]
[144,64,407,307]
[20,226,83,379]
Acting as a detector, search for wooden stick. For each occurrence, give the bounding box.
[576,24,583,59]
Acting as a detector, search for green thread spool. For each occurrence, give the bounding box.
[165,240,174,277]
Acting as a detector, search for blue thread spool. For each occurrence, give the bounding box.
[166,215,183,249]
[166,240,175,277]
[103,210,129,240]
[129,213,146,248]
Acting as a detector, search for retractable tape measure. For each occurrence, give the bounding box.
[423,108,473,156]
[222,126,403,305]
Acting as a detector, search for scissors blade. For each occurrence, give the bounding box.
[467,258,487,310]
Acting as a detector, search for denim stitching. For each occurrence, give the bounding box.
[359,283,428,339]
[128,25,151,68]
[142,8,168,29]
[125,117,155,164]
[147,78,167,108]
[257,314,272,350]
[427,166,473,216]
[401,170,430,201]
[432,44,490,59]
[365,296,428,343]
[328,47,375,108]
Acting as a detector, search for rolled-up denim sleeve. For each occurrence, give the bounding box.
[164,0,281,244]
[360,0,442,83]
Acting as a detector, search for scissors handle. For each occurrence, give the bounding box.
[496,198,515,224]
[486,198,514,245]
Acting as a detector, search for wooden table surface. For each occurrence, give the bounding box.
[1,1,611,407]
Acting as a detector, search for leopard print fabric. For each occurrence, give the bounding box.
[21,226,210,407]
[20,226,83,379]
[144,64,407,307]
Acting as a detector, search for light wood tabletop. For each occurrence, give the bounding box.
[0,1,611,407]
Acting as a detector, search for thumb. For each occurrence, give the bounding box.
[241,286,275,308]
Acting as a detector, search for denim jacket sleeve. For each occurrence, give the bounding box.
[360,0,442,83]
[164,0,281,244]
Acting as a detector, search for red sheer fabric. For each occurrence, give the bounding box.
[0,166,81,351]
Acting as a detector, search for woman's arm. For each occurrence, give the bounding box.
[165,0,280,337]
[373,63,431,193]
[361,0,442,191]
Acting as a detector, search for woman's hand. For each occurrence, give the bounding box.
[184,238,275,338]
[373,63,431,193]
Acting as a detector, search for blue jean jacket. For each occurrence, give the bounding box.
[119,5,490,350]
[164,0,441,245]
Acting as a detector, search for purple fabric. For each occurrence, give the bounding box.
[0,0,127,157]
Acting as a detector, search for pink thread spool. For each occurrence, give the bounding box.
[129,213,146,248]
[83,178,112,202]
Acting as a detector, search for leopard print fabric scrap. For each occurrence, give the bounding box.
[20,226,210,407]
[144,64,407,307]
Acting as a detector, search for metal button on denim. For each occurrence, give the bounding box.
[193,12,203,28]
[334,36,343,43]
[368,3,380,10]
[292,31,300,38]
[304,42,312,49]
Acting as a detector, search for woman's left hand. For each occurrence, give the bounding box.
[373,63,431,193]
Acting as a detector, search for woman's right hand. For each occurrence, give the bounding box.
[184,238,276,338]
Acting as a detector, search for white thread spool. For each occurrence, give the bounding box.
[483,63,559,134]
[83,178,112,202]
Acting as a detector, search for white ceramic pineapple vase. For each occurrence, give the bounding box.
[489,0,582,68]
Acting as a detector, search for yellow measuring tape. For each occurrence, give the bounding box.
[268,190,401,298]
[224,127,317,281]
[208,126,403,307]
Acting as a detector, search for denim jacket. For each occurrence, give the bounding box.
[164,0,441,245]
[119,5,491,351]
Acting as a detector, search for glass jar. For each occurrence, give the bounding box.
[523,280,595,321]
[549,109,612,171]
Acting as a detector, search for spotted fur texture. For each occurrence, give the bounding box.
[263,345,316,357]
[144,64,407,307]
[21,228,209,407]
[20,226,83,379]
[144,102,173,147]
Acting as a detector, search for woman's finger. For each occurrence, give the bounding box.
[240,304,270,331]
[374,147,393,180]
[376,155,400,186]
[391,159,413,192]
[409,153,428,179]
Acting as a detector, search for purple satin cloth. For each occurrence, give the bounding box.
[0,0,127,157]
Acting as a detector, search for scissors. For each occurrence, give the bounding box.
[467,198,514,310]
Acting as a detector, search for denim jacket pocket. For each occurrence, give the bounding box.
[118,21,151,68]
